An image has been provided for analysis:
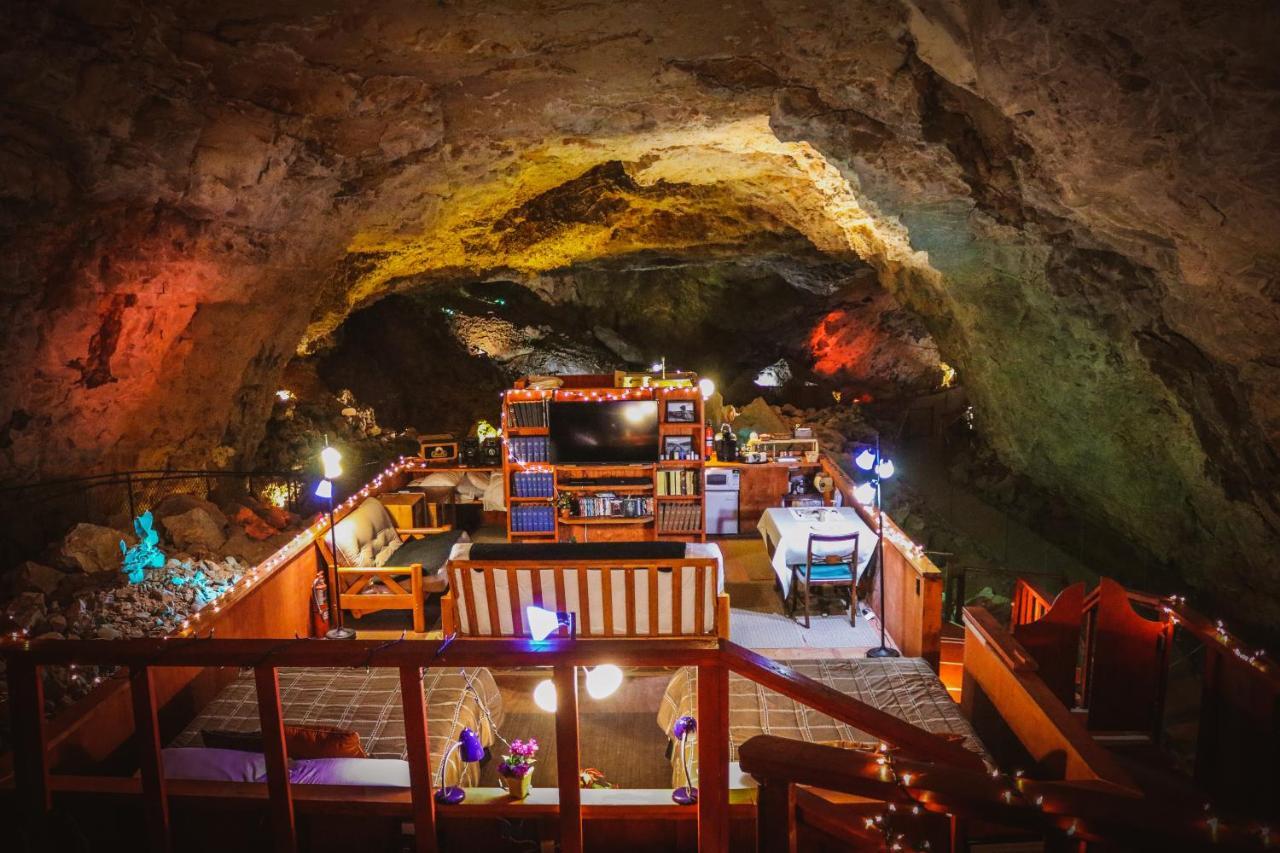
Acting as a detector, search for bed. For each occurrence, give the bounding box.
[657,658,989,787]
[170,666,503,786]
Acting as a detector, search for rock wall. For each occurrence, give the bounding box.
[1,0,1277,630]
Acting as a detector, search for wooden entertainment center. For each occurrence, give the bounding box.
[501,374,706,542]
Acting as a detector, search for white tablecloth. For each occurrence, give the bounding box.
[758,507,876,598]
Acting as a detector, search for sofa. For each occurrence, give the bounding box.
[326,497,465,632]
[442,541,728,639]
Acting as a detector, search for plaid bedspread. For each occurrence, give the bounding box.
[171,667,503,786]
[658,658,988,786]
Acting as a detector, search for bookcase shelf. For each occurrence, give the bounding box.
[502,377,706,542]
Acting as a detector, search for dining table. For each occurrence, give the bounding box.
[758,506,878,600]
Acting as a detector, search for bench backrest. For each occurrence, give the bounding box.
[444,557,725,638]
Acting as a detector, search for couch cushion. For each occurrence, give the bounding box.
[332,498,401,567]
[467,541,685,561]
[396,531,465,592]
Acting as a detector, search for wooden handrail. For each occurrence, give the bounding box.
[721,643,986,771]
[739,736,1258,851]
[962,607,1138,791]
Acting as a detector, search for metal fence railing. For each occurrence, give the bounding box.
[0,470,306,571]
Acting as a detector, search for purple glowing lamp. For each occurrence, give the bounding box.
[672,715,698,805]
[434,726,485,804]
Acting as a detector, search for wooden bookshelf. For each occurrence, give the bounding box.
[501,377,706,542]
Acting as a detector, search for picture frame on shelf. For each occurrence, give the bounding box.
[665,399,696,423]
[662,435,695,460]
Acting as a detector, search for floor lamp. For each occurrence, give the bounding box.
[855,437,899,658]
[317,442,355,640]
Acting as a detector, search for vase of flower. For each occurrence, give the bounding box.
[499,738,538,799]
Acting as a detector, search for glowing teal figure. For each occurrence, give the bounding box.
[121,511,165,584]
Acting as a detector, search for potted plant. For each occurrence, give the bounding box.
[499,738,539,798]
[556,492,575,519]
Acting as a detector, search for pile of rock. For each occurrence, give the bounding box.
[0,491,307,725]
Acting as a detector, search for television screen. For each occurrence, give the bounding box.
[549,401,659,464]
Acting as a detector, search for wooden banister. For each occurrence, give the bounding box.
[129,664,172,853]
[554,664,584,853]
[740,735,1261,851]
[399,665,439,853]
[721,642,986,771]
[962,607,1137,791]
[255,665,298,853]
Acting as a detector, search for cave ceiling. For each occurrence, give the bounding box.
[2,0,1279,629]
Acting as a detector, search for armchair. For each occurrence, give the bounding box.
[322,497,464,633]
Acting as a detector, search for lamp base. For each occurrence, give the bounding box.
[865,645,900,658]
[325,626,357,640]
[434,786,466,805]
[672,786,698,806]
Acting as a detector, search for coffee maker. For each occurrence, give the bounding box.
[714,423,738,462]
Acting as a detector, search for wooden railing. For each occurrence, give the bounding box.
[2,636,983,853]
[741,606,1269,850]
[819,454,944,666]
[1011,577,1054,626]
[1003,577,1280,819]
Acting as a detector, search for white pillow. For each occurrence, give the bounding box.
[289,758,411,787]
[411,472,463,488]
[162,748,268,783]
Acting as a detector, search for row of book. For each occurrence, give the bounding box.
[573,495,653,518]
[656,469,700,496]
[508,435,551,463]
[658,503,703,533]
[507,400,548,428]
[511,472,555,498]
[511,505,556,533]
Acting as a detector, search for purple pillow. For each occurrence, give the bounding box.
[162,748,268,783]
[289,758,411,787]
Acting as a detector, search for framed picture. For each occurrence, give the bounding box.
[665,400,696,423]
[662,435,695,460]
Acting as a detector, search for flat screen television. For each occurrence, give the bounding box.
[549,400,659,464]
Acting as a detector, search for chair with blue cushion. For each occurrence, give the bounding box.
[787,532,859,628]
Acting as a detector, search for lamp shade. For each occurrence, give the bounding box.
[458,727,485,763]
[672,715,697,740]
[875,459,895,479]
[526,606,563,641]
[320,445,343,479]
[314,479,333,500]
[854,448,876,471]
[533,679,557,712]
[585,664,623,700]
[698,377,715,399]
[854,482,876,505]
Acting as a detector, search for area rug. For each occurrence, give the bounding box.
[728,607,883,649]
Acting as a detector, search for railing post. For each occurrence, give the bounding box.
[254,666,297,853]
[399,666,439,853]
[697,662,730,853]
[130,665,172,853]
[756,778,795,853]
[7,656,51,818]
[554,664,583,853]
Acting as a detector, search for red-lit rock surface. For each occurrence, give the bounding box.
[1,1,1278,631]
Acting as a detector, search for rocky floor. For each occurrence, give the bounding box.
[0,491,306,734]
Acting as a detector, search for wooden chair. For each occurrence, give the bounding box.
[787,532,859,628]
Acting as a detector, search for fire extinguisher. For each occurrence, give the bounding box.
[310,573,330,636]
